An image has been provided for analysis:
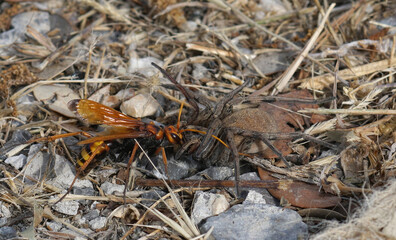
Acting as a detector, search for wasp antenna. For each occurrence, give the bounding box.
[179,128,206,134]
[177,101,184,130]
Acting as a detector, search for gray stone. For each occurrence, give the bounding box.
[5,154,27,170]
[236,172,278,205]
[165,158,191,180]
[141,190,167,206]
[24,143,48,183]
[200,203,308,240]
[128,57,163,78]
[244,190,267,205]
[188,167,233,180]
[73,187,96,197]
[101,181,124,195]
[191,191,230,225]
[82,209,100,221]
[51,154,93,190]
[89,216,107,230]
[0,226,17,240]
[0,218,7,227]
[97,169,118,180]
[11,11,51,34]
[0,202,11,218]
[46,221,62,232]
[52,200,79,216]
[150,155,191,180]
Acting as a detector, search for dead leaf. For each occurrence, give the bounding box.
[340,145,366,184]
[225,90,323,158]
[258,168,341,208]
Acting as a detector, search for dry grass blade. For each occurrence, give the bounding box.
[273,3,336,94]
[42,206,92,239]
[299,108,396,115]
[80,0,132,25]
[299,58,396,90]
[129,141,202,239]
[143,206,194,239]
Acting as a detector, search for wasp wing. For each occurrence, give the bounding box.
[77,131,153,145]
[68,99,145,129]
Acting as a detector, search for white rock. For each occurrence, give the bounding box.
[24,144,47,183]
[243,190,267,205]
[0,202,12,218]
[191,191,230,225]
[255,0,288,20]
[89,217,107,230]
[115,88,135,101]
[5,154,27,170]
[100,181,124,195]
[52,200,79,216]
[120,93,160,118]
[46,221,62,232]
[11,11,51,34]
[128,57,163,77]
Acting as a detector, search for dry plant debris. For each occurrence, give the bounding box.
[312,179,396,240]
[0,0,395,239]
[0,63,38,99]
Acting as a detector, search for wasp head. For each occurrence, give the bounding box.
[164,126,183,144]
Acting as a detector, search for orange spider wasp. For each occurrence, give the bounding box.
[29,64,230,204]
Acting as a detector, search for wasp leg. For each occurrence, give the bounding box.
[29,131,93,143]
[53,141,108,205]
[124,142,139,204]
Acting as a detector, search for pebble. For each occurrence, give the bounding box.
[191,191,230,225]
[120,93,160,118]
[89,217,107,230]
[235,172,278,206]
[243,190,267,205]
[82,209,100,222]
[0,11,50,50]
[0,226,17,240]
[4,154,26,170]
[52,200,79,216]
[200,203,308,240]
[188,167,233,180]
[24,144,48,184]
[51,154,93,190]
[115,88,135,101]
[0,202,11,219]
[192,63,210,80]
[46,221,62,232]
[128,57,163,77]
[141,189,167,207]
[101,181,124,195]
[11,11,51,34]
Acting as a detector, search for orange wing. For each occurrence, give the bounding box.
[68,99,145,129]
[77,131,153,145]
